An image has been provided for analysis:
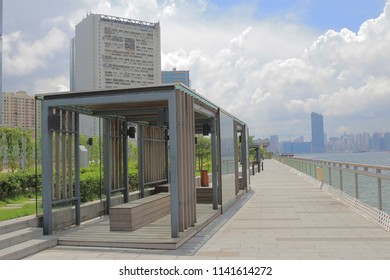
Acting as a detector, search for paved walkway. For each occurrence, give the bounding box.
[25,159,390,259]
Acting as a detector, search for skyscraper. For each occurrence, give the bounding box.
[71,13,161,90]
[311,112,325,153]
[269,135,279,154]
[71,13,161,135]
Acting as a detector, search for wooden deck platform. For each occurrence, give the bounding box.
[55,204,220,250]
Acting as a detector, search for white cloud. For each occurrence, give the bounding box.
[3,28,68,76]
[160,0,177,17]
[3,0,390,140]
[245,2,390,139]
[34,76,70,94]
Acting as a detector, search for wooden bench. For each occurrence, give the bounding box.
[109,193,170,232]
[156,183,213,204]
[196,187,213,204]
[155,183,169,193]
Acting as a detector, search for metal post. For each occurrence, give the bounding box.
[41,104,52,235]
[354,166,359,199]
[74,113,81,225]
[168,94,180,238]
[164,128,169,182]
[211,117,218,210]
[137,125,145,198]
[377,169,382,210]
[103,119,111,214]
[123,122,129,203]
[339,164,343,191]
[240,125,249,190]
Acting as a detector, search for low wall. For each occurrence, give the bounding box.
[50,188,157,231]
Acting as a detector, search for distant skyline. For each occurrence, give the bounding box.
[2,0,390,140]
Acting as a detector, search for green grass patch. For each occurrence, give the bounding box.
[2,196,32,204]
[0,201,42,221]
[0,195,42,222]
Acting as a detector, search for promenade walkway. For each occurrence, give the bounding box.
[25,159,390,259]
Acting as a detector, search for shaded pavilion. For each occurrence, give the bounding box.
[37,84,250,245]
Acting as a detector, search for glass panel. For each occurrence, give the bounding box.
[220,111,236,211]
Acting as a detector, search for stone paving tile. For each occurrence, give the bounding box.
[24,159,390,260]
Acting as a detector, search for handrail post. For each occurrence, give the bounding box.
[377,169,382,211]
[354,166,359,199]
[339,163,343,191]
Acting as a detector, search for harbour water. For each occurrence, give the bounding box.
[294,151,390,214]
[299,151,390,167]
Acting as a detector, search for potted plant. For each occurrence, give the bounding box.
[195,136,211,187]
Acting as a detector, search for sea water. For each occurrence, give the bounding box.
[298,151,390,214]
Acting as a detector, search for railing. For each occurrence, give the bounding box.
[274,156,390,231]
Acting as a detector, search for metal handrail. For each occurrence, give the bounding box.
[274,156,390,213]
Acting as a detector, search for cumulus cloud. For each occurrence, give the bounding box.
[3,28,68,76]
[34,76,70,93]
[3,0,390,140]
[244,2,390,139]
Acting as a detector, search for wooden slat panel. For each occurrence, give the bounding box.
[55,125,60,200]
[142,126,166,185]
[188,94,196,225]
[61,110,67,199]
[68,112,73,197]
[176,90,184,232]
[172,90,198,232]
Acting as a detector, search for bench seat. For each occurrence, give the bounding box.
[110,193,170,231]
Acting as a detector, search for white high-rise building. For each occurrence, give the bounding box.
[71,14,161,135]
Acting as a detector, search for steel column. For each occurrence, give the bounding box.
[211,117,218,210]
[74,113,81,225]
[168,94,179,238]
[123,122,129,203]
[103,119,111,214]
[241,124,249,190]
[137,125,145,198]
[41,103,53,235]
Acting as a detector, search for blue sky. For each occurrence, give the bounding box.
[2,0,390,140]
[208,0,386,32]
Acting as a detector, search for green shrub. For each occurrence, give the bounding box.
[1,166,139,203]
[129,173,138,192]
[79,168,139,202]
[79,170,101,203]
[0,170,40,200]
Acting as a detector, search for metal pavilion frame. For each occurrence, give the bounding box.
[37,84,250,238]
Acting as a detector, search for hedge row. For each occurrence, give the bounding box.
[79,173,139,202]
[0,171,40,199]
[0,169,139,203]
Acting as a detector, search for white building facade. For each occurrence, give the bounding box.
[71,14,161,135]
